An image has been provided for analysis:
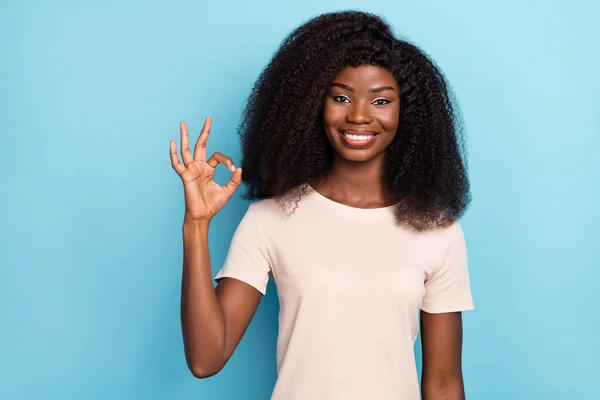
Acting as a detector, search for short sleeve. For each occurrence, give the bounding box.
[420,222,474,314]
[214,204,272,295]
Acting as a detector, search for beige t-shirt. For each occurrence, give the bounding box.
[214,186,474,400]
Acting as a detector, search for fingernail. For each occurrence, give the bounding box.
[231,164,236,172]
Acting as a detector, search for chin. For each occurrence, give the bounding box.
[335,148,383,163]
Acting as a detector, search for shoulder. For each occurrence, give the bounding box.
[243,198,286,234]
[416,218,464,244]
[249,183,317,221]
[247,197,280,219]
[439,219,465,243]
[412,219,466,265]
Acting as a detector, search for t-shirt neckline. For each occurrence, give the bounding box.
[306,184,396,219]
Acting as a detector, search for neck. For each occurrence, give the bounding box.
[315,154,393,208]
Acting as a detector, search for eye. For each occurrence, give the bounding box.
[333,95,350,103]
[373,98,391,106]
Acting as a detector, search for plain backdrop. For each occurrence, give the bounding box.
[1,0,598,399]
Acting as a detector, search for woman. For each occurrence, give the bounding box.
[170,11,474,400]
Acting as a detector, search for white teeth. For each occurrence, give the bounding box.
[344,133,374,141]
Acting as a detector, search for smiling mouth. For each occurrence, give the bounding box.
[339,130,378,147]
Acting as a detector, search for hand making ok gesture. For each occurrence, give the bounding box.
[170,117,243,221]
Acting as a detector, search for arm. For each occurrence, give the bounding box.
[420,310,466,400]
[181,218,262,378]
[172,118,263,378]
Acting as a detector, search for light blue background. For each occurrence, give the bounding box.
[1,0,598,399]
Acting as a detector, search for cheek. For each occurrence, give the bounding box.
[322,108,333,128]
[378,105,400,133]
[322,103,345,132]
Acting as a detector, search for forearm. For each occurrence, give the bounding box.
[421,375,465,400]
[180,217,226,376]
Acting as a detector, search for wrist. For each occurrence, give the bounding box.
[183,214,212,229]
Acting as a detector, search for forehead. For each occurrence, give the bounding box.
[331,65,398,88]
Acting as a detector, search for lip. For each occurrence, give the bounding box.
[338,129,379,148]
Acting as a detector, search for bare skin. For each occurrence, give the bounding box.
[170,118,262,377]
[316,64,400,207]
[421,311,466,400]
[171,65,467,398]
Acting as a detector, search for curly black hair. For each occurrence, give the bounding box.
[238,10,471,232]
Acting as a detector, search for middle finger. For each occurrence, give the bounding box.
[180,121,193,165]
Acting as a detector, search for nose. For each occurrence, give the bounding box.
[346,101,373,124]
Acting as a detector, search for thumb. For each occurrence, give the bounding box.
[223,167,243,198]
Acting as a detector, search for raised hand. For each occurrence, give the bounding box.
[170,117,243,221]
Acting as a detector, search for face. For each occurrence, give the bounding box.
[322,64,400,163]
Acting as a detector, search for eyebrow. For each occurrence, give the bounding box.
[330,82,396,93]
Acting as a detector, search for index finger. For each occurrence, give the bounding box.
[194,116,212,162]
